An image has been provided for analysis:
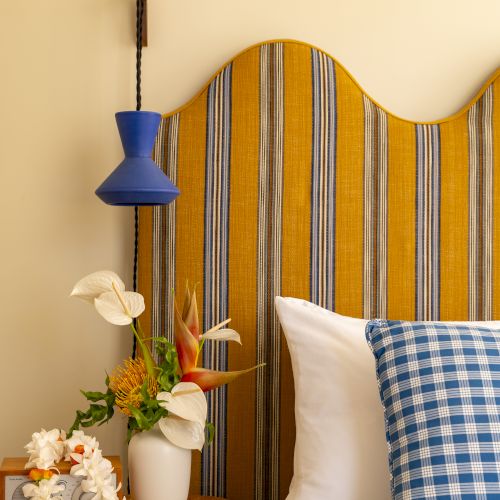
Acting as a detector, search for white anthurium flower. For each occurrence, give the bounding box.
[25,429,65,470]
[200,319,241,344]
[22,475,65,500]
[94,290,145,325]
[71,270,144,326]
[70,271,125,303]
[159,417,205,452]
[157,382,208,451]
[201,328,241,344]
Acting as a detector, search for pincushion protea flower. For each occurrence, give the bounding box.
[109,357,158,416]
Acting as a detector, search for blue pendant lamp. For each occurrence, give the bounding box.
[95,110,179,205]
[95,0,179,206]
[95,0,177,361]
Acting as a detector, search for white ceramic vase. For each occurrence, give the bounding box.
[128,424,191,500]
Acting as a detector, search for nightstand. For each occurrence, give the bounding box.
[188,497,225,500]
[126,496,225,499]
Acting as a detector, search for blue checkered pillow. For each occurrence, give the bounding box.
[366,320,500,499]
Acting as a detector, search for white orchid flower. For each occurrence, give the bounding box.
[157,382,208,451]
[71,449,122,500]
[25,429,65,470]
[64,430,99,462]
[71,270,145,326]
[22,475,65,500]
[200,319,241,344]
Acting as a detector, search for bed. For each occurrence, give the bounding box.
[138,39,500,499]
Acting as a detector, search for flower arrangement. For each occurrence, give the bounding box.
[21,271,261,500]
[68,270,262,449]
[22,429,122,500]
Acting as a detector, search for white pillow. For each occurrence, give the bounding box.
[275,297,391,500]
[275,296,500,500]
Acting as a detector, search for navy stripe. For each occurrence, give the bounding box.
[202,63,232,497]
[310,48,336,310]
[415,124,441,320]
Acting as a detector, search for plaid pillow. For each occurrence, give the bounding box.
[366,320,500,499]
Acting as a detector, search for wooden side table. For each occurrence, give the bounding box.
[188,497,225,500]
[127,497,224,500]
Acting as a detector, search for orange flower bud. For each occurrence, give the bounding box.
[28,469,53,481]
[74,444,85,454]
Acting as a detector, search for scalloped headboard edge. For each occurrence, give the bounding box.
[139,40,500,499]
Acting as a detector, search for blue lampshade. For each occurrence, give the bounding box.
[95,111,180,206]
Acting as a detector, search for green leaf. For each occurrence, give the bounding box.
[67,382,116,437]
[140,380,151,402]
[206,422,215,445]
[128,405,150,431]
[127,417,140,442]
[80,389,107,402]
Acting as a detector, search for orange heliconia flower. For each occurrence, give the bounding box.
[175,285,263,391]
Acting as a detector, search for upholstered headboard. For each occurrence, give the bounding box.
[138,40,500,500]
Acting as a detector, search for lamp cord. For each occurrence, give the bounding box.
[135,0,143,113]
[128,4,144,494]
[132,0,144,360]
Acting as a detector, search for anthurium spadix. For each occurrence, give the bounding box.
[157,382,207,450]
[175,285,264,392]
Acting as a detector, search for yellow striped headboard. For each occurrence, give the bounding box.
[139,39,500,500]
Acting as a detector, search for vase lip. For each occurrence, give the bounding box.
[115,110,161,119]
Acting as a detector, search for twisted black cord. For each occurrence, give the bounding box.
[132,206,139,360]
[135,0,143,112]
[132,0,144,360]
[129,3,144,493]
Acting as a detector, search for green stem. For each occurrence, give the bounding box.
[130,322,158,380]
[195,337,206,366]
[140,337,172,344]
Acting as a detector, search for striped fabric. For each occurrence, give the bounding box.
[311,49,336,310]
[202,63,233,494]
[138,40,500,499]
[416,124,441,321]
[363,95,388,319]
[469,86,494,321]
[255,42,284,500]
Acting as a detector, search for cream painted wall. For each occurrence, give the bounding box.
[1,0,499,473]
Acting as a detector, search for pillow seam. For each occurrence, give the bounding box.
[365,319,396,498]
